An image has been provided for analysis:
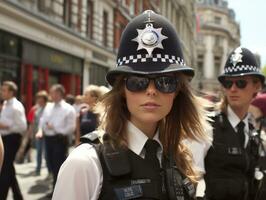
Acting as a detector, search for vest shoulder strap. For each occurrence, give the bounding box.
[80,131,101,144]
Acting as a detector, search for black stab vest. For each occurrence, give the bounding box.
[90,140,196,200]
[204,113,252,200]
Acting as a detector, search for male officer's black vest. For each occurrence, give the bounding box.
[204,113,251,200]
[81,134,196,200]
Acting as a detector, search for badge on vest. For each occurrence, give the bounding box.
[114,185,143,200]
[227,147,242,155]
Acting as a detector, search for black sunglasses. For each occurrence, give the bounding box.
[221,79,249,89]
[125,75,178,93]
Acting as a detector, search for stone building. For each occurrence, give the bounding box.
[0,0,197,111]
[196,0,240,92]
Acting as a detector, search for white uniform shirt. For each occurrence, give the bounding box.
[52,121,163,200]
[0,97,27,136]
[39,100,76,136]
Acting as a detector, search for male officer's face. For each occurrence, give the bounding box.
[222,76,260,110]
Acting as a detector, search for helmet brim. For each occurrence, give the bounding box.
[218,72,265,84]
[106,64,194,86]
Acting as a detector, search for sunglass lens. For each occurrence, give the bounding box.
[126,76,149,92]
[235,80,247,89]
[155,76,177,93]
[222,80,233,89]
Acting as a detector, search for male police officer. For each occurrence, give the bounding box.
[203,47,265,200]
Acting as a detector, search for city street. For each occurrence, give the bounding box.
[7,150,53,200]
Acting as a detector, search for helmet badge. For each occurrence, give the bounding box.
[230,47,243,67]
[132,10,168,57]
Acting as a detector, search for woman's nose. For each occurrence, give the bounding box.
[146,81,157,96]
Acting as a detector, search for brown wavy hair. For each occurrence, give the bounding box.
[97,73,210,183]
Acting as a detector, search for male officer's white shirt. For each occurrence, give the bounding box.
[52,121,162,200]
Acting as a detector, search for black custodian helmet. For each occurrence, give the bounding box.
[218,47,265,84]
[106,10,194,86]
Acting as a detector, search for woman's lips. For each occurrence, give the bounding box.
[141,102,160,110]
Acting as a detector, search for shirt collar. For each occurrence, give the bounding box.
[227,106,249,131]
[5,97,15,105]
[126,121,162,156]
[54,99,64,107]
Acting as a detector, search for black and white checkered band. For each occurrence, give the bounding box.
[116,54,185,67]
[224,65,260,73]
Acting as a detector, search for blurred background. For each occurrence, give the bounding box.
[0,0,265,111]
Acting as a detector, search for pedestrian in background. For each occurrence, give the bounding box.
[0,135,3,173]
[75,85,108,145]
[53,10,209,200]
[202,47,265,200]
[0,81,27,200]
[28,90,52,176]
[36,84,76,197]
[0,98,4,173]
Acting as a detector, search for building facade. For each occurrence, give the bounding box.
[160,0,197,73]
[0,0,116,111]
[196,0,240,92]
[0,0,197,112]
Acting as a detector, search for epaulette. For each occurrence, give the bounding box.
[80,131,100,144]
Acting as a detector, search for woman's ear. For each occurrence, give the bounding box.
[255,81,262,92]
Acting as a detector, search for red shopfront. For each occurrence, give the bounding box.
[20,40,83,112]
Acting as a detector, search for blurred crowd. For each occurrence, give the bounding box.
[0,82,109,199]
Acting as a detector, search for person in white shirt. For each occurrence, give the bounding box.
[0,81,27,200]
[36,84,76,196]
[0,99,4,173]
[53,10,209,200]
[0,135,3,172]
[201,47,265,200]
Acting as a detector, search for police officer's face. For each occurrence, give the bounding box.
[223,76,260,110]
[124,76,176,135]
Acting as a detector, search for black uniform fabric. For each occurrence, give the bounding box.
[96,143,165,200]
[204,113,251,200]
[84,138,195,200]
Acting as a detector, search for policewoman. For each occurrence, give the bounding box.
[53,10,208,200]
[203,47,265,200]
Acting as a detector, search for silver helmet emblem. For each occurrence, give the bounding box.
[132,10,168,57]
[230,47,243,67]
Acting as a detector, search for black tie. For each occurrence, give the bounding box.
[237,121,245,147]
[145,139,160,169]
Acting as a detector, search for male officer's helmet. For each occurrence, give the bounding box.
[218,47,265,84]
[106,10,194,86]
